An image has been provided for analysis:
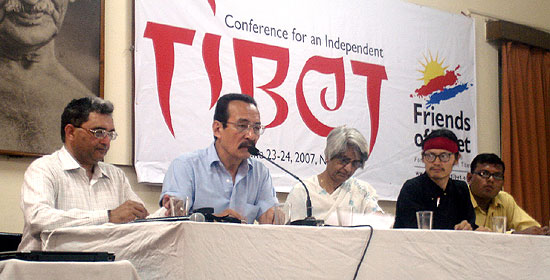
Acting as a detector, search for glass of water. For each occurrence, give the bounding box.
[491,216,507,233]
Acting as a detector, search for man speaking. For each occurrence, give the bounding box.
[160,93,278,224]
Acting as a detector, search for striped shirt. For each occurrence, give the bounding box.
[19,146,143,250]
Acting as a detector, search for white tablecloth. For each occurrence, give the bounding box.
[0,259,141,280]
[41,221,550,280]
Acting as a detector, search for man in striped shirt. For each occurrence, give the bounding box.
[18,97,148,250]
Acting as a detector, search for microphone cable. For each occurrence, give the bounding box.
[350,224,373,280]
[321,224,374,279]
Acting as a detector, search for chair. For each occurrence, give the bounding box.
[0,233,22,252]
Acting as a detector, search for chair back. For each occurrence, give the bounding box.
[0,233,22,252]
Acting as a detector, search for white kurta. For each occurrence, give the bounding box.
[285,175,382,225]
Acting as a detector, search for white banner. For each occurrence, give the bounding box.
[134,0,477,200]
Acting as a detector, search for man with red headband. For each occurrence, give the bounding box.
[394,129,477,230]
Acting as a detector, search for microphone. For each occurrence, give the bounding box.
[248,146,319,226]
[189,212,205,222]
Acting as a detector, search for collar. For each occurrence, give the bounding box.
[469,187,503,210]
[59,146,82,171]
[490,192,504,208]
[421,172,450,193]
[207,142,252,171]
[59,146,109,179]
[469,189,479,208]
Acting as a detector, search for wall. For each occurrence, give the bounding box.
[1,0,548,233]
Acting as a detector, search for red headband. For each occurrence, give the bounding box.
[423,136,458,154]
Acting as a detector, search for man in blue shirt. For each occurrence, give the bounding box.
[160,93,278,223]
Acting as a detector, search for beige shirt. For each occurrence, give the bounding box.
[470,189,540,231]
[19,146,143,250]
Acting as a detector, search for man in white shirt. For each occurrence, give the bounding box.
[18,96,148,250]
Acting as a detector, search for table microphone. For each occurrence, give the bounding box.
[189,212,205,222]
[248,146,319,226]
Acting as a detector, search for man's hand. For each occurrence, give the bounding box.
[214,208,246,223]
[513,226,548,235]
[109,200,149,223]
[454,220,473,230]
[258,206,275,224]
[162,194,171,210]
[475,226,491,232]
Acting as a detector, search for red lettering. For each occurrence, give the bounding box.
[350,60,388,152]
[233,39,290,127]
[144,20,387,145]
[144,22,195,136]
[208,0,216,15]
[203,33,222,108]
[296,56,345,136]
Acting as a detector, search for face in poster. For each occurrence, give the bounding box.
[0,0,102,155]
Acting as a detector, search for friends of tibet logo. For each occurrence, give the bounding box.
[410,52,474,154]
[411,52,472,108]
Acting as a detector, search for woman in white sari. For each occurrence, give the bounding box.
[285,126,382,225]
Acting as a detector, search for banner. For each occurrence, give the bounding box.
[134,0,477,200]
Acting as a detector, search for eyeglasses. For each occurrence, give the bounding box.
[225,121,265,135]
[473,170,504,181]
[335,156,363,169]
[76,126,118,140]
[422,152,453,163]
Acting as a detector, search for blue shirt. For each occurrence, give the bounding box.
[161,143,277,223]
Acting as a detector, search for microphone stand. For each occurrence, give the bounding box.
[248,146,319,226]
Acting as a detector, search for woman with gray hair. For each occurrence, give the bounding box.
[285,126,382,225]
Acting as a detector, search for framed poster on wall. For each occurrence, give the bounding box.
[0,0,104,156]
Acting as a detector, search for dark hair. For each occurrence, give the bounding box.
[470,153,505,173]
[60,97,114,142]
[213,93,257,125]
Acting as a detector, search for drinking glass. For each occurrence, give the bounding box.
[169,196,189,217]
[491,216,507,233]
[273,203,291,225]
[336,206,354,226]
[416,211,433,230]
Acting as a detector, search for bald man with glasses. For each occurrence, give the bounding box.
[19,97,148,251]
[394,129,477,230]
[160,93,278,224]
[467,153,549,235]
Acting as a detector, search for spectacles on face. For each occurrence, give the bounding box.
[335,156,363,169]
[76,126,118,140]
[422,152,453,163]
[225,121,265,135]
[473,170,504,181]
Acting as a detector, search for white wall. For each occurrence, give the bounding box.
[1,0,548,233]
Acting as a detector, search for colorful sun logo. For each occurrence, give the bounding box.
[411,52,471,108]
